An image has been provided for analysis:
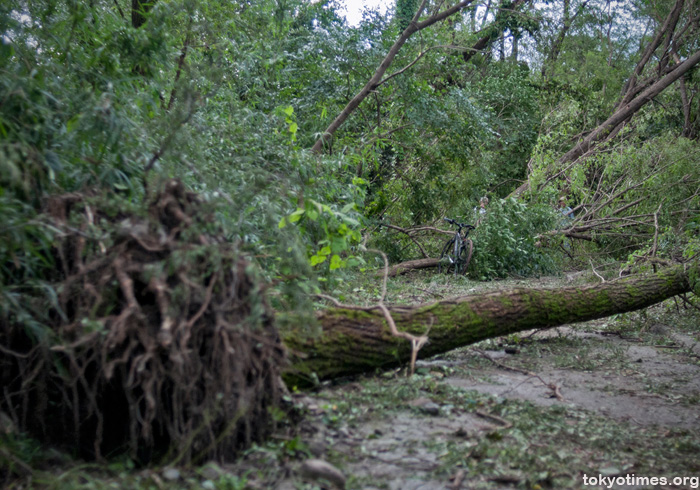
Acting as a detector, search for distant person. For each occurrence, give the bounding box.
[558,197,574,220]
[558,197,575,253]
[474,196,488,225]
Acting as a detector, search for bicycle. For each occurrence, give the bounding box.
[438,218,475,275]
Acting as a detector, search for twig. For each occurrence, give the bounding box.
[679,294,700,313]
[380,223,430,258]
[166,27,193,111]
[411,284,443,298]
[559,242,574,259]
[448,469,466,490]
[0,447,33,476]
[475,409,513,429]
[378,45,469,87]
[396,225,455,236]
[372,248,389,303]
[473,348,565,401]
[112,0,125,19]
[0,343,33,359]
[316,249,430,375]
[143,100,198,177]
[370,249,429,374]
[650,203,663,271]
[590,259,606,282]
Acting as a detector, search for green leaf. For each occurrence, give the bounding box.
[329,254,342,270]
[310,254,326,266]
[337,213,360,227]
[346,257,364,267]
[66,114,80,133]
[283,105,294,116]
[288,208,305,223]
[331,236,347,252]
[0,42,14,62]
[306,208,319,221]
[319,246,331,256]
[278,217,287,229]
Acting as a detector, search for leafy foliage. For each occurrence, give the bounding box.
[469,198,559,279]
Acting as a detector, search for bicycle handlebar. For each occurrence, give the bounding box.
[443,218,475,230]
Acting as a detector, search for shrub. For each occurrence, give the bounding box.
[469,197,559,279]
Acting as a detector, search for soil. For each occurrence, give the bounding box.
[451,328,700,430]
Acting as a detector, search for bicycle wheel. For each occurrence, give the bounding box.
[457,238,473,275]
[438,237,457,274]
[452,235,462,276]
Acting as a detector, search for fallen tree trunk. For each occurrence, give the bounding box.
[385,258,439,277]
[283,263,696,384]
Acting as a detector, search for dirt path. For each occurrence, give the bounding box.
[450,327,700,430]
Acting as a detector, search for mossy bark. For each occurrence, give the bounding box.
[283,264,695,385]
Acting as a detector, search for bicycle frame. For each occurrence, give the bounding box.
[439,218,475,275]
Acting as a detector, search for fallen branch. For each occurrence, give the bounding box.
[448,469,466,490]
[380,224,430,258]
[475,409,513,429]
[474,349,565,402]
[384,258,440,277]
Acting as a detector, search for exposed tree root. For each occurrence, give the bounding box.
[0,179,285,463]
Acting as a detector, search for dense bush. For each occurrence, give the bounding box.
[469,198,559,279]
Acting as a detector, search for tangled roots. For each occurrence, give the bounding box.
[0,179,285,463]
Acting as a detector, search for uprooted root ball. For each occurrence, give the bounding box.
[0,179,286,463]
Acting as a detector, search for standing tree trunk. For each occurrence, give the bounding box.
[462,0,530,64]
[283,263,696,384]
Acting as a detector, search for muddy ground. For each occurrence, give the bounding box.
[252,271,700,490]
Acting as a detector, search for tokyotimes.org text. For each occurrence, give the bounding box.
[583,473,699,488]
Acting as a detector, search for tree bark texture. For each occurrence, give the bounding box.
[283,263,696,384]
